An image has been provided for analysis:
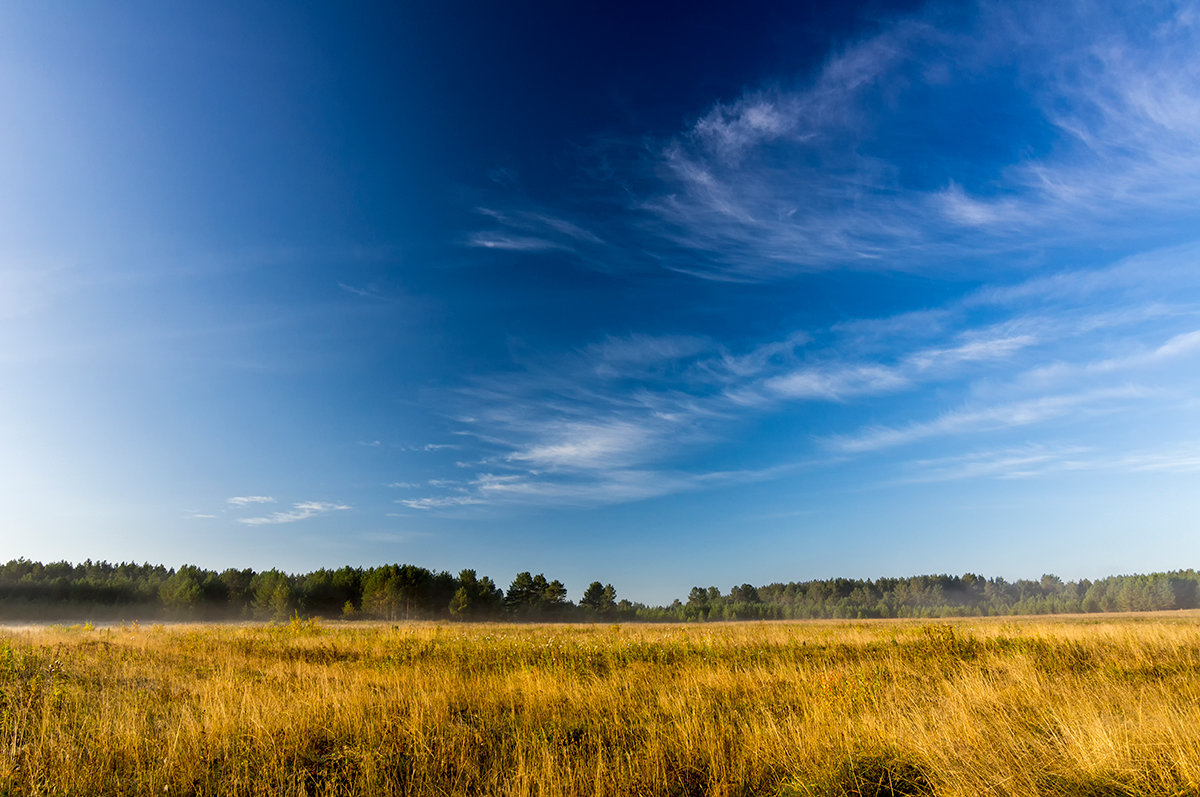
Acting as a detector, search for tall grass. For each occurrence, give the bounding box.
[2,614,1200,795]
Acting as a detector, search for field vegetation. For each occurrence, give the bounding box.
[3,614,1200,795]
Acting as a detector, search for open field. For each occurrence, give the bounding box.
[3,615,1200,796]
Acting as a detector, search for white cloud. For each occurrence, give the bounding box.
[398,463,792,511]
[338,282,381,299]
[395,496,482,511]
[427,478,464,488]
[402,443,459,452]
[466,233,566,252]
[831,308,951,344]
[898,441,1200,484]
[904,335,1038,372]
[1119,448,1200,473]
[826,387,1153,453]
[765,365,910,401]
[1153,329,1200,359]
[1017,325,1200,388]
[506,420,656,471]
[935,183,1031,228]
[227,495,275,506]
[238,501,350,525]
[522,213,603,244]
[898,444,1094,483]
[585,333,709,376]
[699,331,811,382]
[476,207,604,244]
[740,330,1036,404]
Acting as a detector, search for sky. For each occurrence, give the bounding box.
[3,1,1200,604]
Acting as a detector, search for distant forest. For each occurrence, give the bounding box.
[0,558,1197,622]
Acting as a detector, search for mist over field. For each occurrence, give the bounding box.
[3,558,1199,626]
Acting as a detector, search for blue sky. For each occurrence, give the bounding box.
[3,1,1200,603]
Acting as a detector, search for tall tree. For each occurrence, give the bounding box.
[505,572,569,619]
[159,567,203,614]
[580,581,616,617]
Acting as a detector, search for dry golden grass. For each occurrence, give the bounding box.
[2,613,1200,795]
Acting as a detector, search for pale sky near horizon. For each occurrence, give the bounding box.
[3,1,1200,603]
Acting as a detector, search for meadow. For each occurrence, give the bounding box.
[2,614,1200,796]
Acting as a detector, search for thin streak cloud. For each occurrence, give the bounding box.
[227,496,276,507]
[825,386,1154,454]
[237,501,351,526]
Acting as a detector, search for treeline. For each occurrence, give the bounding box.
[0,559,616,621]
[664,572,1200,620]
[0,559,1198,622]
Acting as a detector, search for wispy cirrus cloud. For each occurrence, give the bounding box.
[898,441,1200,484]
[338,282,382,299]
[1119,448,1200,473]
[463,3,1200,283]
[825,386,1155,454]
[395,495,482,511]
[401,315,1054,509]
[402,235,1200,510]
[407,2,1200,511]
[237,501,351,525]
[227,495,275,506]
[760,365,911,403]
[476,208,603,244]
[466,233,567,252]
[903,444,1096,483]
[396,464,792,511]
[729,329,1039,405]
[399,443,459,452]
[505,420,660,471]
[466,207,605,255]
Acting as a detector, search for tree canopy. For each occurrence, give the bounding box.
[0,558,1197,623]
